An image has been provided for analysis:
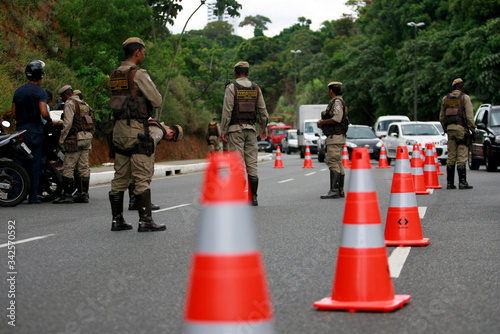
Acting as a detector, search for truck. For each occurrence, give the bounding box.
[267,122,291,151]
[297,104,328,158]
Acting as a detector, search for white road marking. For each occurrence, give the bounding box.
[278,179,293,183]
[428,189,434,194]
[388,247,411,278]
[0,234,56,248]
[155,203,191,213]
[305,172,316,176]
[320,168,328,172]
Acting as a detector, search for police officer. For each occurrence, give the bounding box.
[12,60,52,204]
[317,81,349,199]
[439,78,476,189]
[221,61,269,206]
[206,117,221,152]
[52,85,94,204]
[108,37,168,232]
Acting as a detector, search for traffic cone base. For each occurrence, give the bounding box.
[314,295,411,312]
[385,207,431,246]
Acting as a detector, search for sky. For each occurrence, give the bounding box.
[168,0,356,39]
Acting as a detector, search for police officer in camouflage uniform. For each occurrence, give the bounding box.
[318,81,349,199]
[53,85,94,204]
[439,78,476,189]
[108,37,182,232]
[206,117,221,152]
[221,61,269,206]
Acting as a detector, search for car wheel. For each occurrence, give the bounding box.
[485,145,497,172]
[468,150,480,170]
[300,147,305,159]
[318,150,325,163]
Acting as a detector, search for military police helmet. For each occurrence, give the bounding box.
[25,60,46,81]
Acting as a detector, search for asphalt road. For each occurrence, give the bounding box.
[1,153,499,333]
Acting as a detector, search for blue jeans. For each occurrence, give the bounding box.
[14,131,43,202]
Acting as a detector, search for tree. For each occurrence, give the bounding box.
[239,15,272,37]
[298,17,312,27]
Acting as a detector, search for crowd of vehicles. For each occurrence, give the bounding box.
[374,115,410,138]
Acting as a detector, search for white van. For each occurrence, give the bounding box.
[374,115,411,138]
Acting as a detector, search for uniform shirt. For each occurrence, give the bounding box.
[439,90,475,133]
[116,61,162,108]
[59,96,94,144]
[12,83,47,134]
[325,95,347,145]
[221,77,268,134]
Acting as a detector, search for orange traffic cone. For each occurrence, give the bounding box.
[314,147,411,312]
[432,143,444,175]
[376,144,391,168]
[302,145,314,168]
[385,146,430,246]
[411,144,429,195]
[423,143,442,189]
[273,146,284,168]
[342,144,350,168]
[183,152,275,333]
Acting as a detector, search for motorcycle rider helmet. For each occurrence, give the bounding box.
[25,60,46,81]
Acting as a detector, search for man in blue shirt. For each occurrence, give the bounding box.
[11,60,52,203]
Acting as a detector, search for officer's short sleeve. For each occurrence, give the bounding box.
[135,69,162,108]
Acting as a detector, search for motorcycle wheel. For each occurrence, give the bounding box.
[0,160,31,207]
[39,164,62,202]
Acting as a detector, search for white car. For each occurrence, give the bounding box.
[281,129,298,154]
[374,115,411,138]
[382,121,448,165]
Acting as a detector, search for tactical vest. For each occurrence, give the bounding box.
[108,67,151,122]
[68,98,95,134]
[322,97,349,136]
[208,122,218,136]
[230,82,260,125]
[443,91,466,128]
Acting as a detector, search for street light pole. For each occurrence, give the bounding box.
[290,50,301,128]
[407,22,425,122]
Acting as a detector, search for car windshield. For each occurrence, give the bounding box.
[347,127,377,139]
[305,122,320,134]
[288,132,297,139]
[491,109,500,126]
[273,129,288,135]
[378,120,404,131]
[401,124,440,136]
[433,123,444,133]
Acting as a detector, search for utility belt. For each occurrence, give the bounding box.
[64,134,88,153]
[113,133,155,157]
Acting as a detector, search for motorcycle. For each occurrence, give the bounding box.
[0,121,33,207]
[38,118,64,202]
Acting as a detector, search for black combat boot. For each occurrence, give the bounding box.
[321,171,340,199]
[74,176,90,203]
[137,189,166,232]
[110,192,132,231]
[248,175,259,206]
[338,174,345,198]
[446,165,456,189]
[52,177,75,204]
[128,182,160,210]
[457,165,473,189]
[73,173,81,200]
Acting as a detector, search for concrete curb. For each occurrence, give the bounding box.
[89,153,273,186]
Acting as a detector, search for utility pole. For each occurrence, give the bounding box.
[407,22,425,122]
